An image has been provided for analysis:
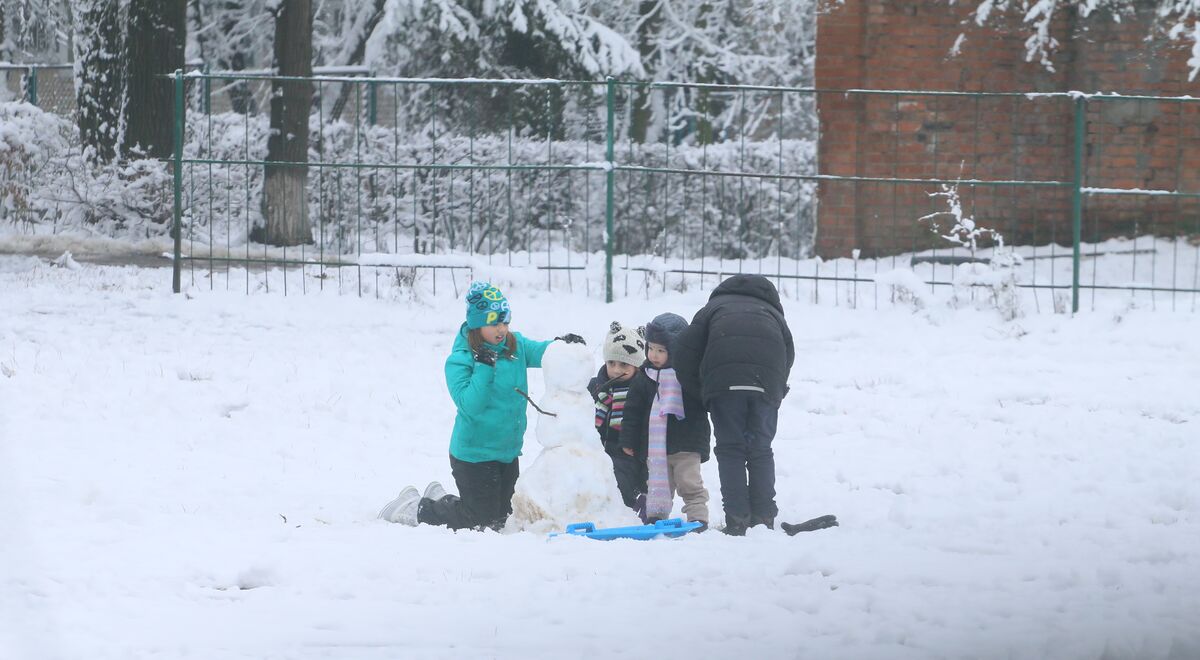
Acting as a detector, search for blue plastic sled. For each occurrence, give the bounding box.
[551,518,703,541]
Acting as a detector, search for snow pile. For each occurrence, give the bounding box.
[0,102,72,226]
[0,101,71,162]
[0,100,171,237]
[508,342,633,532]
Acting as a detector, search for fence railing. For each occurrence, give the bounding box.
[166,71,1200,311]
[0,64,75,115]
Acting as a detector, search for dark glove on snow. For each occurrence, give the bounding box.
[473,349,497,367]
[781,515,838,536]
[555,333,586,345]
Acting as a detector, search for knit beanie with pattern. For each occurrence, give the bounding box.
[603,321,645,367]
[464,281,511,329]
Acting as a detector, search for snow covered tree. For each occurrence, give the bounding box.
[361,0,643,134]
[315,0,386,122]
[123,0,186,159]
[604,0,816,143]
[259,0,313,246]
[73,0,124,163]
[190,0,272,114]
[0,0,73,63]
[629,0,663,142]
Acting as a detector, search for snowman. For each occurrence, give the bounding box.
[508,341,637,532]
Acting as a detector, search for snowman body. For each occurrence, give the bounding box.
[508,342,636,532]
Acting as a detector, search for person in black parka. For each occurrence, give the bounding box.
[672,274,795,536]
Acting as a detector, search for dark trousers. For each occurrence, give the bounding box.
[710,390,779,524]
[418,454,520,531]
[607,448,648,510]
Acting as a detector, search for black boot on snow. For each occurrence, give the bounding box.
[721,515,750,537]
[750,516,775,530]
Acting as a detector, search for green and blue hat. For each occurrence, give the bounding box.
[465,281,512,329]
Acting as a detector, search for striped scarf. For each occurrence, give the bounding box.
[645,367,685,520]
[594,385,630,433]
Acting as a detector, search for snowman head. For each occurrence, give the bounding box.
[540,342,593,394]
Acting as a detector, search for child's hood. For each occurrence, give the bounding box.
[645,313,688,356]
[643,314,691,369]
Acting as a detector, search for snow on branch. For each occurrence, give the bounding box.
[919,179,1006,252]
[961,0,1200,80]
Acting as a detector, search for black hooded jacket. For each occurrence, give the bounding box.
[672,275,795,408]
[618,363,712,462]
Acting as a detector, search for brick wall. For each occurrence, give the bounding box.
[815,0,1200,258]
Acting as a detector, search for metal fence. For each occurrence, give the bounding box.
[167,71,1200,311]
[0,64,76,115]
[170,71,819,302]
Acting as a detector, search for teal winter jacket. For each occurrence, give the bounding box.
[445,323,553,463]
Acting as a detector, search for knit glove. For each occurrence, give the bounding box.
[473,348,497,367]
[555,333,586,345]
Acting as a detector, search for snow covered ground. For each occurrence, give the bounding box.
[1,254,1198,660]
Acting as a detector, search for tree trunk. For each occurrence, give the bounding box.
[122,0,186,159]
[74,0,124,163]
[629,0,661,143]
[218,1,257,115]
[261,0,313,247]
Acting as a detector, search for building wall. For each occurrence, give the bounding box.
[815,0,1200,257]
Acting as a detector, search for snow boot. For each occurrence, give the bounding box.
[721,515,750,537]
[378,486,421,525]
[633,493,649,524]
[751,515,775,530]
[423,481,447,502]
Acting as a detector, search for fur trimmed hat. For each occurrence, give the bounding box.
[603,321,645,367]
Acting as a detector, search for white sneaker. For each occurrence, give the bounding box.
[378,486,420,525]
[423,481,447,502]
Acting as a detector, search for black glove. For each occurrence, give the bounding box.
[473,349,497,367]
[555,333,586,345]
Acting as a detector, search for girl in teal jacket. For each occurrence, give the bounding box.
[378,281,584,531]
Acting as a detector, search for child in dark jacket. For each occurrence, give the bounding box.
[619,313,711,528]
[587,321,647,512]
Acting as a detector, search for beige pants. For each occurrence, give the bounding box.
[667,451,710,524]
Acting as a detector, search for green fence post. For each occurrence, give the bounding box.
[172,69,185,294]
[605,77,616,303]
[27,67,38,106]
[1071,95,1085,314]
